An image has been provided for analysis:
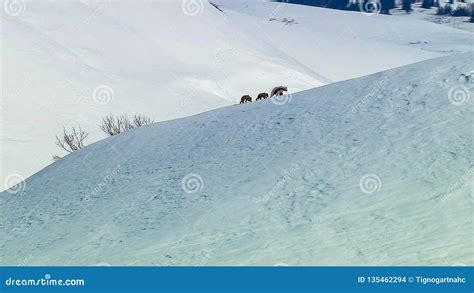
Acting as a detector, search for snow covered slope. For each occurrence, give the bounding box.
[2,0,473,190]
[2,52,473,266]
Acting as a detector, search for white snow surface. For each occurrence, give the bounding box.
[2,0,474,190]
[1,52,473,265]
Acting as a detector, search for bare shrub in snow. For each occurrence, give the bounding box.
[131,114,154,127]
[100,114,130,136]
[54,127,89,158]
[100,114,154,136]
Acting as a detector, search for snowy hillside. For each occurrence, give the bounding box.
[1,52,472,266]
[2,0,474,190]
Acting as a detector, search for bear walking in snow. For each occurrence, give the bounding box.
[239,86,288,105]
[240,95,252,104]
[256,92,269,100]
[271,86,288,98]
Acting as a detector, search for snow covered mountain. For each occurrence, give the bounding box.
[2,0,473,190]
[2,52,472,266]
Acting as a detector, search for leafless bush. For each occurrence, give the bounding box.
[132,114,153,127]
[100,114,154,136]
[100,114,129,136]
[54,126,89,157]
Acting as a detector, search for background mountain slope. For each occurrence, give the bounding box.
[2,52,472,265]
[2,0,473,189]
